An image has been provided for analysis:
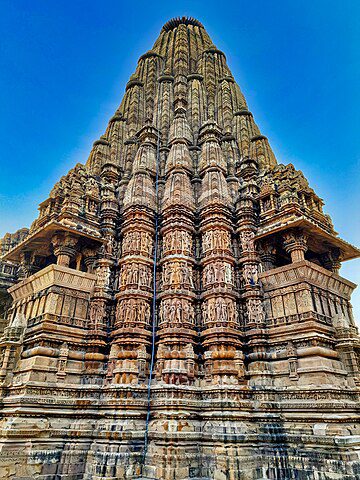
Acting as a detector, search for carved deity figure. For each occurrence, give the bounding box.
[120,263,151,289]
[202,298,237,325]
[243,264,259,286]
[85,177,99,197]
[239,230,255,252]
[89,300,106,327]
[202,229,231,253]
[122,231,152,257]
[247,298,265,324]
[116,299,151,326]
[162,262,193,289]
[204,262,233,286]
[159,299,195,325]
[163,230,192,254]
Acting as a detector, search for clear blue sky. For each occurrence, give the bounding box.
[0,0,359,319]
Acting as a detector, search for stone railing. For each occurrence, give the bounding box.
[8,264,97,302]
[260,260,356,327]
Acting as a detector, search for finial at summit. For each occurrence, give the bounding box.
[161,16,204,32]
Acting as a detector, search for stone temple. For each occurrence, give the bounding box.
[0,16,359,480]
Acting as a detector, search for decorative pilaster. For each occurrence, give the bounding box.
[51,232,78,267]
[109,125,159,384]
[156,110,197,385]
[235,156,271,386]
[198,121,244,385]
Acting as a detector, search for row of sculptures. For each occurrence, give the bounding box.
[119,263,152,289]
[202,297,237,325]
[113,229,236,260]
[121,231,153,256]
[203,261,234,286]
[118,261,259,292]
[159,298,195,325]
[162,230,193,254]
[202,229,232,252]
[111,297,263,328]
[109,296,267,329]
[162,261,194,288]
[115,299,151,326]
[105,229,263,266]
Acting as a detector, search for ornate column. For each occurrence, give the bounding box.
[258,240,277,271]
[156,110,197,385]
[198,121,244,385]
[321,247,342,274]
[282,229,308,263]
[17,251,44,279]
[109,125,158,384]
[235,156,270,386]
[51,233,78,267]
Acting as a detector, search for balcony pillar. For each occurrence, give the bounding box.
[282,229,308,263]
[51,233,78,267]
[321,248,342,274]
[258,240,277,271]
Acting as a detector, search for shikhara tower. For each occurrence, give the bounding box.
[0,16,359,480]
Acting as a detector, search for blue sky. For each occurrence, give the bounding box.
[0,0,359,319]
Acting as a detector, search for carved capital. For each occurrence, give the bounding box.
[82,247,98,273]
[282,229,308,263]
[51,232,78,267]
[258,240,277,271]
[320,248,342,274]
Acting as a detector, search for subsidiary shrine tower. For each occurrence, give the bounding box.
[0,17,359,480]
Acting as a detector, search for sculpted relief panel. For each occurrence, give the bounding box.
[202,297,237,327]
[202,229,231,253]
[159,299,195,326]
[115,299,151,327]
[242,264,259,286]
[119,263,152,290]
[162,261,194,289]
[246,298,265,325]
[121,231,153,257]
[238,229,255,253]
[203,261,234,288]
[162,230,193,255]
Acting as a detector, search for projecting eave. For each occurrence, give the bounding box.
[1,220,105,263]
[255,217,360,262]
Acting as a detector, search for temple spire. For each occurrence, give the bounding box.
[0,16,359,480]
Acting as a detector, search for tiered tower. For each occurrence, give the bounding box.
[0,17,359,480]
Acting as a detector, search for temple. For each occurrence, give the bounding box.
[0,16,359,480]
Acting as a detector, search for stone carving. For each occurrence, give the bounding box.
[57,342,69,379]
[243,264,259,286]
[162,262,194,289]
[120,263,152,289]
[202,229,231,253]
[102,235,116,256]
[159,299,195,325]
[116,299,151,326]
[89,300,106,329]
[247,298,265,324]
[95,264,111,289]
[163,230,192,254]
[202,298,237,325]
[203,262,234,287]
[122,231,153,256]
[238,229,255,252]
[85,177,100,197]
